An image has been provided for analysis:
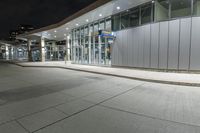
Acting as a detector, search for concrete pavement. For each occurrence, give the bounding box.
[1,62,200,132]
[12,61,200,86]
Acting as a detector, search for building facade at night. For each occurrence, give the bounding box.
[17,0,200,71]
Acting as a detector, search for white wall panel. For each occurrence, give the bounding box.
[190,17,200,70]
[127,29,133,67]
[144,25,151,68]
[138,26,145,67]
[133,27,139,67]
[168,20,180,69]
[179,18,191,70]
[150,23,159,69]
[159,21,169,69]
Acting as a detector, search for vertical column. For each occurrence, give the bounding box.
[27,40,32,62]
[98,35,102,64]
[88,31,92,64]
[66,35,71,61]
[5,45,9,60]
[40,37,45,62]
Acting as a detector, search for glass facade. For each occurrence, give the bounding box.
[70,0,200,66]
[112,2,154,31]
[111,0,200,31]
[72,17,114,66]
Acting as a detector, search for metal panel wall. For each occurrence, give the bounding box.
[122,30,128,66]
[150,23,159,69]
[159,21,169,69]
[138,26,145,67]
[190,17,200,70]
[112,17,200,71]
[133,28,139,67]
[168,20,180,69]
[117,31,123,66]
[144,25,151,68]
[127,29,133,67]
[179,18,191,70]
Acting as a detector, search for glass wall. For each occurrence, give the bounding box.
[130,7,140,27]
[171,0,191,18]
[112,2,154,31]
[111,0,199,31]
[72,17,113,66]
[155,0,169,21]
[121,11,130,29]
[193,0,200,15]
[141,3,153,24]
[45,42,66,61]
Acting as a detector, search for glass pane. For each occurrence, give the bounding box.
[99,20,105,30]
[155,0,169,21]
[121,11,130,29]
[141,3,152,24]
[193,0,200,15]
[94,23,99,32]
[112,14,120,31]
[171,0,191,18]
[84,26,89,36]
[106,18,111,31]
[130,7,140,27]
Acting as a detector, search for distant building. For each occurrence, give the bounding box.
[18,24,34,34]
[9,30,19,41]
[9,25,34,40]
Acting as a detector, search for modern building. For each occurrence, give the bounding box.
[0,41,15,60]
[17,0,200,71]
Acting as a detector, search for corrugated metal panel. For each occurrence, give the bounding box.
[159,21,169,69]
[190,17,200,70]
[122,30,128,66]
[168,20,180,69]
[179,18,191,70]
[138,26,145,67]
[127,29,133,67]
[150,23,159,69]
[144,25,151,68]
[118,31,123,66]
[133,27,139,67]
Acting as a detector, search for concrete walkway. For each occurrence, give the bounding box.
[12,61,200,86]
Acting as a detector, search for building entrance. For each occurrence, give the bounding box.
[73,33,113,66]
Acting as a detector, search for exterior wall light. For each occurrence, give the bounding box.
[117,6,120,10]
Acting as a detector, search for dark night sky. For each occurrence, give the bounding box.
[0,0,98,39]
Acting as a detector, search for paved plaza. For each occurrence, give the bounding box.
[0,62,200,133]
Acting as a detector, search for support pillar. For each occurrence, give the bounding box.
[88,32,92,64]
[40,37,45,62]
[98,35,102,64]
[5,45,9,60]
[27,40,32,62]
[66,35,71,61]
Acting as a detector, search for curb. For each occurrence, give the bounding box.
[12,62,200,87]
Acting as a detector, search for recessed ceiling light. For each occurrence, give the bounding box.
[54,36,57,38]
[86,19,89,22]
[66,27,69,30]
[54,30,57,33]
[64,34,66,36]
[99,14,102,17]
[117,6,120,10]
[76,24,79,26]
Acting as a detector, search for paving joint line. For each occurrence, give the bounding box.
[99,104,200,129]
[31,83,144,133]
[15,120,31,133]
